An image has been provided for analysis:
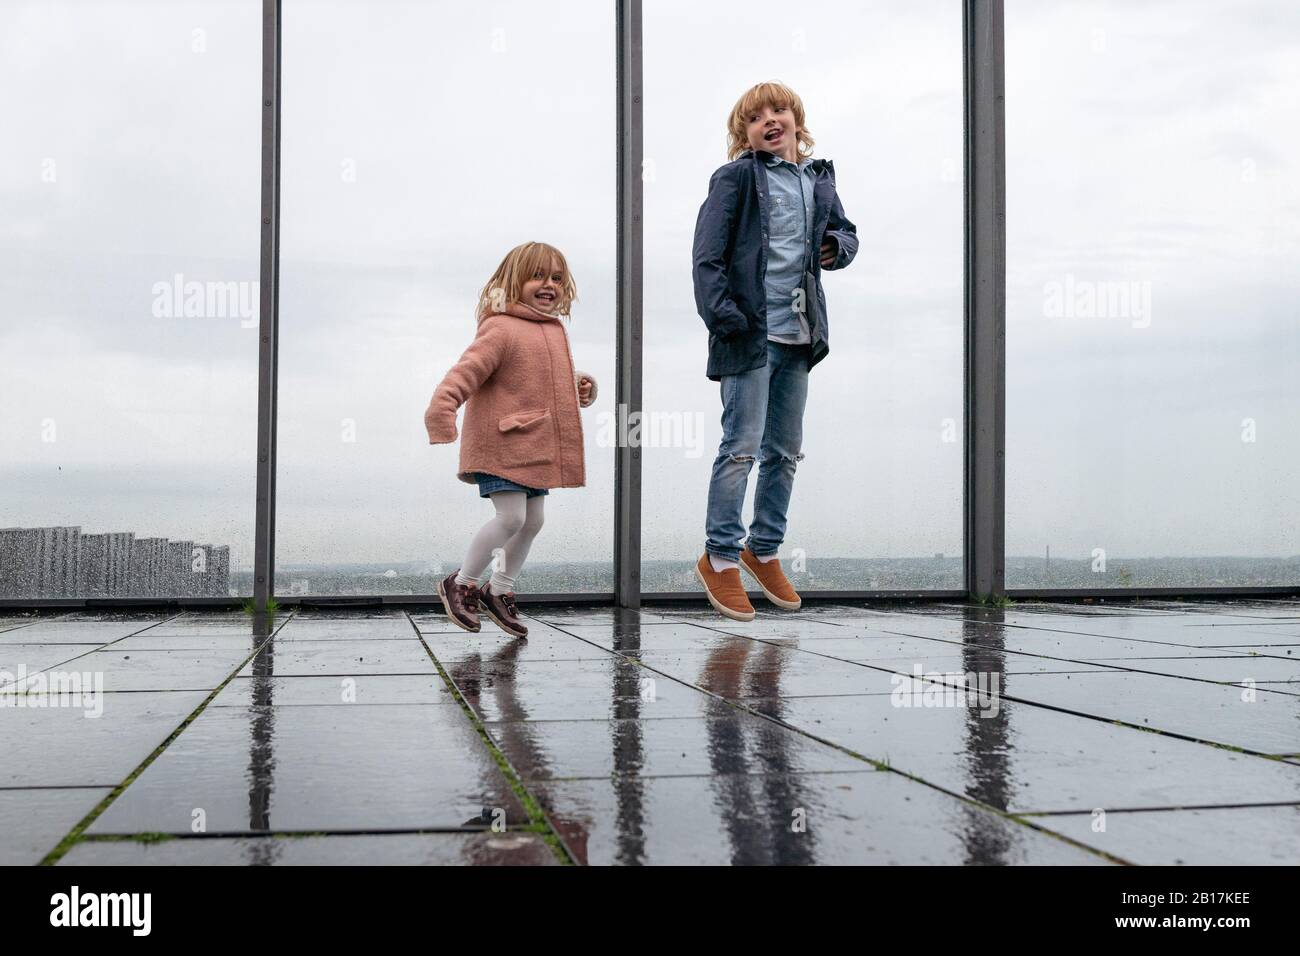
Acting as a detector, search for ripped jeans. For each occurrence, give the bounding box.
[704,340,810,562]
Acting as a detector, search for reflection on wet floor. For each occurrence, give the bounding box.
[2,599,1298,864]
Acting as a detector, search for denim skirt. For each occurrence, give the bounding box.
[471,471,549,499]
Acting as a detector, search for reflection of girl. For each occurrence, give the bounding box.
[424,242,597,640]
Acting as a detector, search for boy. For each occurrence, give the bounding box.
[692,81,859,621]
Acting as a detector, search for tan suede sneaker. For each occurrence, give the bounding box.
[695,553,755,622]
[739,548,802,610]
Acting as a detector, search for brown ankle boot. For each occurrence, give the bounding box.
[479,583,528,639]
[437,570,482,632]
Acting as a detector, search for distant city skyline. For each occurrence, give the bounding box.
[3,520,1294,598]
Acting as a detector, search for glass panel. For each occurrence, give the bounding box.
[1006,0,1300,587]
[642,1,964,591]
[0,1,261,599]
[278,1,615,596]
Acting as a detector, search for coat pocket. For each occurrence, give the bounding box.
[497,407,554,466]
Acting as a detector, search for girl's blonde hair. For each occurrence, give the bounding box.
[725,81,816,162]
[476,241,578,323]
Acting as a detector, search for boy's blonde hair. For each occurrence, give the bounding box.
[726,81,816,161]
[476,241,578,323]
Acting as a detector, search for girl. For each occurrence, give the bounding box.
[424,242,596,640]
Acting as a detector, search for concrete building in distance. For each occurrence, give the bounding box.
[0,526,85,597]
[204,545,231,597]
[76,532,110,597]
[105,531,135,596]
[187,542,228,597]
[166,540,195,596]
[191,543,211,597]
[35,526,80,598]
[0,527,40,597]
[127,536,166,596]
[214,545,231,596]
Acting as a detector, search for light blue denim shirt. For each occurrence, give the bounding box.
[762,152,816,344]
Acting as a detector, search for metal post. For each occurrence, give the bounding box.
[963,0,1006,601]
[253,0,281,612]
[614,0,644,608]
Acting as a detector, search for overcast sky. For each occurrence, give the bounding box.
[2,0,1297,580]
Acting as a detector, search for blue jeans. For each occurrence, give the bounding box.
[704,340,809,562]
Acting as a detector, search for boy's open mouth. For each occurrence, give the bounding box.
[764,127,783,142]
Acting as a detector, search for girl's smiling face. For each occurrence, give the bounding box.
[521,260,564,312]
[745,102,798,162]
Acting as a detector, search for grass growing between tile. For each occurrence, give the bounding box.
[409,616,574,865]
[37,613,290,865]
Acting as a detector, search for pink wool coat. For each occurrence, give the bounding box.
[424,301,596,490]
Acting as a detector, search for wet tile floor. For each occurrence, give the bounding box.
[2,598,1298,865]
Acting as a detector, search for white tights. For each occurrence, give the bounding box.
[455,492,545,594]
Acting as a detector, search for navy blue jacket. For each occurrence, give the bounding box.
[692,149,858,380]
